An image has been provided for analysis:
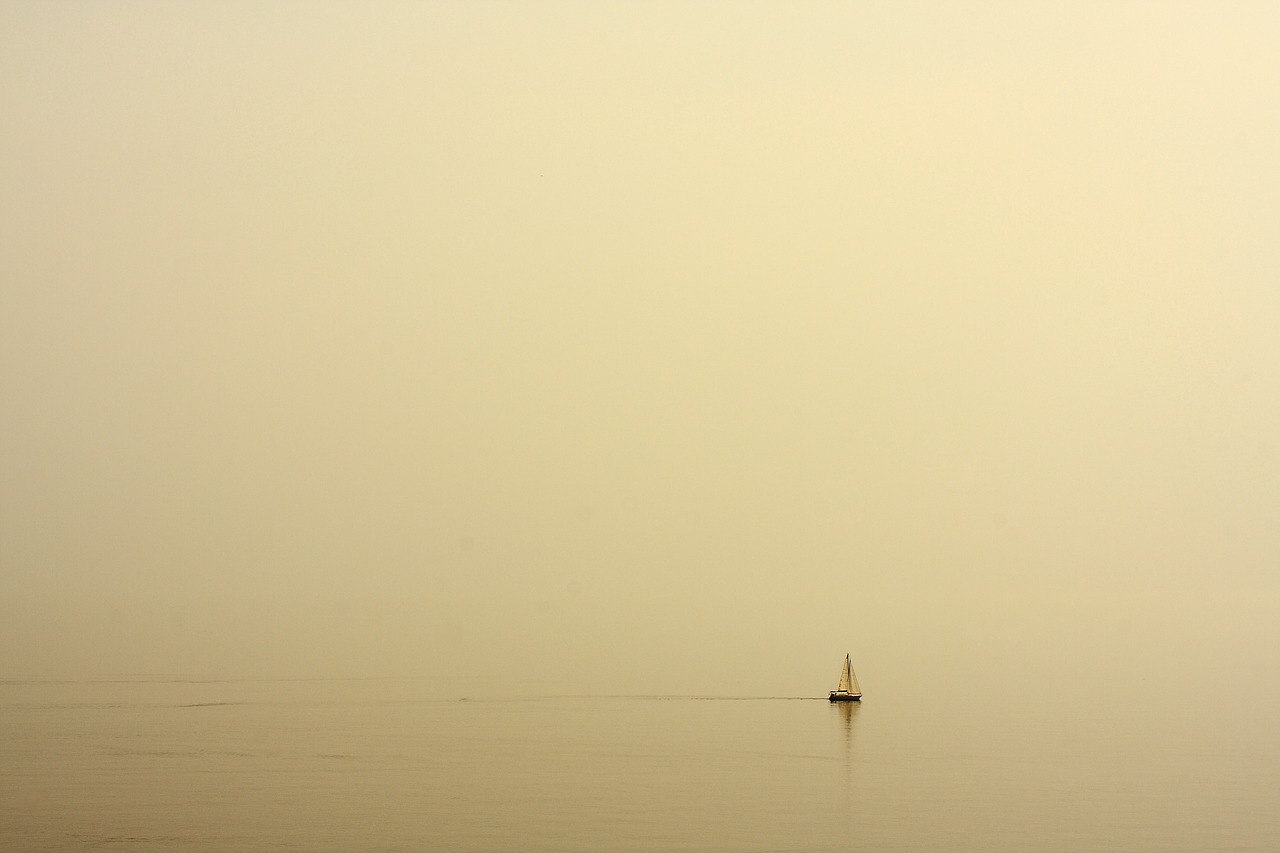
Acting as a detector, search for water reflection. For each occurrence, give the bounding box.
[831,698,860,761]
[831,699,861,818]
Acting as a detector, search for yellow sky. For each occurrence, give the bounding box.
[1,2,1276,696]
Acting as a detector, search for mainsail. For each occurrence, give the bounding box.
[837,655,861,695]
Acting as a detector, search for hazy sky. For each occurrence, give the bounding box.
[2,2,1277,698]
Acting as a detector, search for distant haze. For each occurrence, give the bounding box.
[2,2,1277,701]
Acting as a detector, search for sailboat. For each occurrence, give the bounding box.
[828,654,862,702]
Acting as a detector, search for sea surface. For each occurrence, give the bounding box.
[1,677,1276,851]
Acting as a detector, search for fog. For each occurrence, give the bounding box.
[2,2,1277,701]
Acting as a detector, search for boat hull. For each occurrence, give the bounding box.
[828,692,861,702]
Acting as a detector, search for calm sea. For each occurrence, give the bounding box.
[1,677,1276,851]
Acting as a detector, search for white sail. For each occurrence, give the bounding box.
[837,656,853,693]
[829,653,863,700]
[846,660,862,696]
